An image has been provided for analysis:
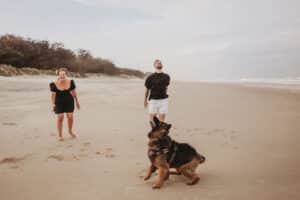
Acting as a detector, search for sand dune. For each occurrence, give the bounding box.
[0,76,300,200]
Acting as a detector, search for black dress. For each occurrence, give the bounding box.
[50,80,76,114]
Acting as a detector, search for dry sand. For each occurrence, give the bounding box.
[0,76,300,200]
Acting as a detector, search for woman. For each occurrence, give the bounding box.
[144,59,170,127]
[50,68,80,141]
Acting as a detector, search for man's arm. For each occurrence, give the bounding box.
[144,89,150,108]
[144,75,152,108]
[165,74,170,93]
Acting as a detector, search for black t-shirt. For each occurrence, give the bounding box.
[145,72,170,100]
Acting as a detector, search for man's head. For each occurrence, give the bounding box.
[153,59,163,71]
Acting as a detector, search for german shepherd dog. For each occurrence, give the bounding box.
[144,117,206,189]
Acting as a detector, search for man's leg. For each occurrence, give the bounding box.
[148,100,158,128]
[149,113,156,128]
[158,114,166,122]
[158,99,168,122]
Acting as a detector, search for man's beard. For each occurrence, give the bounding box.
[156,66,162,70]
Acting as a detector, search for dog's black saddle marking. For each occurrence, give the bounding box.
[167,141,178,166]
[151,136,179,166]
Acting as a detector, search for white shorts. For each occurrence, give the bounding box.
[148,98,169,114]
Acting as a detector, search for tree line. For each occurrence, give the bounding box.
[0,34,144,77]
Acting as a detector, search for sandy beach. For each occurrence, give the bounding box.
[0,76,300,200]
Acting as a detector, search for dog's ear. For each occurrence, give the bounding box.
[167,124,172,130]
[153,116,160,127]
[147,130,152,138]
[150,121,156,129]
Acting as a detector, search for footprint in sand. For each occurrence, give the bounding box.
[206,131,212,135]
[80,148,87,152]
[213,128,225,133]
[0,154,31,168]
[2,122,18,126]
[186,129,192,132]
[48,154,81,161]
[73,155,80,160]
[50,133,56,137]
[48,155,64,161]
[83,142,91,147]
[230,135,236,140]
[104,148,116,158]
[221,142,229,147]
[95,151,103,155]
[78,154,88,158]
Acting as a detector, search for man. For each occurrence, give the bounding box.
[144,59,170,127]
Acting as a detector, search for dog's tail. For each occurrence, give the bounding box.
[197,153,206,164]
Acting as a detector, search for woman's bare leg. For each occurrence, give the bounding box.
[57,114,64,141]
[66,113,76,138]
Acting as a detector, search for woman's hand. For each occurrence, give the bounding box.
[52,103,56,112]
[76,102,80,110]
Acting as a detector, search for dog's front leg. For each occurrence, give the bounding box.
[144,164,156,181]
[152,166,169,189]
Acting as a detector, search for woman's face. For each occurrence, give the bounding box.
[58,70,67,80]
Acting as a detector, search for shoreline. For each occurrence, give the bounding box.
[1,75,300,94]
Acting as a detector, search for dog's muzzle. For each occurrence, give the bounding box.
[198,154,206,164]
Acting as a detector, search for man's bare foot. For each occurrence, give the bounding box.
[69,132,76,139]
[58,137,64,142]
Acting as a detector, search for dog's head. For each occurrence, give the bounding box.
[148,116,172,139]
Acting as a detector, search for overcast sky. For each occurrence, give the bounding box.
[1,0,300,80]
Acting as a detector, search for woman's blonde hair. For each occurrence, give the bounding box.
[55,67,68,76]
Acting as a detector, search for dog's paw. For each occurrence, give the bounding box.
[164,174,169,180]
[186,177,200,185]
[152,184,162,189]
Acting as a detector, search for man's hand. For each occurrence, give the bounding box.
[144,99,148,108]
[144,89,149,108]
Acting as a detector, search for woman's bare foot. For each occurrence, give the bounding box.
[58,137,64,141]
[69,131,76,139]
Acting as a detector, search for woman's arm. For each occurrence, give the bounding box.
[71,90,80,110]
[50,92,56,111]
